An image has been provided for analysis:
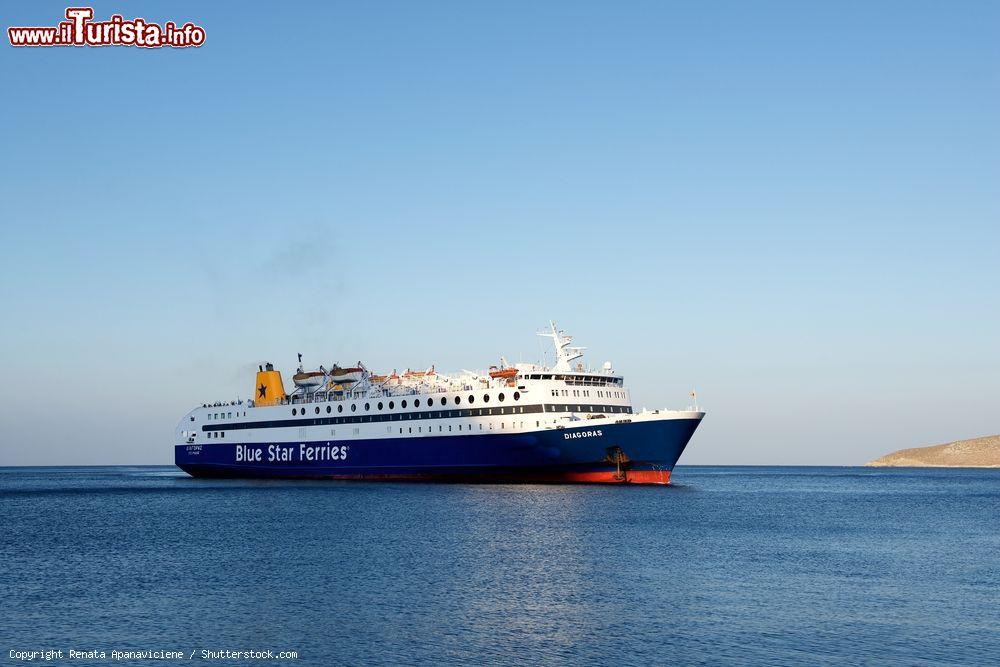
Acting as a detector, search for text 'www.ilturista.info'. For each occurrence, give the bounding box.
[8,7,205,48]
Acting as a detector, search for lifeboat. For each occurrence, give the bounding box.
[378,371,401,386]
[330,364,364,384]
[402,365,436,379]
[489,366,519,380]
[293,371,325,388]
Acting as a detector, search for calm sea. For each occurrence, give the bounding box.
[1,466,998,666]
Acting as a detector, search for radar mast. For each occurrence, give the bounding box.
[538,320,586,371]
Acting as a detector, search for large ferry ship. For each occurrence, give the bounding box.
[174,323,704,484]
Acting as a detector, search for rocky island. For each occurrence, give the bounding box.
[867,435,1000,468]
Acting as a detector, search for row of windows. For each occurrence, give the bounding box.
[203,385,623,422]
[550,389,627,399]
[354,419,587,437]
[203,409,638,441]
[205,411,246,421]
[399,421,526,434]
[205,411,631,442]
[522,373,623,387]
[210,416,609,442]
[203,404,633,432]
[290,392,521,417]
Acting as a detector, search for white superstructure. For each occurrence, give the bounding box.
[175,322,700,447]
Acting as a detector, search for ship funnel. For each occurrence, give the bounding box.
[255,362,286,406]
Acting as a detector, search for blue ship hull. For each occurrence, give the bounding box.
[175,418,701,484]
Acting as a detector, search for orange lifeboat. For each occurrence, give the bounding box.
[489,366,518,380]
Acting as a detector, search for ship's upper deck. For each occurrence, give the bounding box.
[249,367,626,408]
[198,322,628,410]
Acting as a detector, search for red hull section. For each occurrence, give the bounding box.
[560,469,670,485]
[184,468,672,485]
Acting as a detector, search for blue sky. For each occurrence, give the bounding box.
[1,1,998,465]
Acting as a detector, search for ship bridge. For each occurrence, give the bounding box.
[519,372,623,387]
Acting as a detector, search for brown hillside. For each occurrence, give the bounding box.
[866,435,1000,468]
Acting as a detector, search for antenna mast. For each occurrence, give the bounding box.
[537,320,586,371]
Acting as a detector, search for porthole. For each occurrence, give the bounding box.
[378,402,384,410]
[315,406,320,414]
[389,401,395,409]
[365,402,370,411]
[454,396,461,405]
[351,404,357,412]
[499,393,505,402]
[326,406,332,414]
[292,408,297,416]
[513,391,520,401]
[338,404,343,413]
[428,398,434,407]
[468,395,475,404]
[415,399,421,408]
[402,400,408,409]
[483,394,490,403]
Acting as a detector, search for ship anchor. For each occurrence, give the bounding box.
[604,446,630,482]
